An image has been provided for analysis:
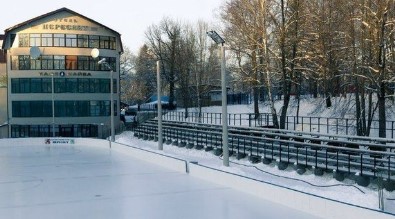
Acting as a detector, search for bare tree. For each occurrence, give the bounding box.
[119,46,136,105]
[221,0,279,126]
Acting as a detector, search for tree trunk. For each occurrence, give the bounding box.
[252,50,260,119]
[378,84,386,138]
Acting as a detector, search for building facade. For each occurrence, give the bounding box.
[0,35,8,138]
[2,8,123,138]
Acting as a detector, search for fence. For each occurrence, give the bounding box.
[161,111,395,138]
[134,120,395,191]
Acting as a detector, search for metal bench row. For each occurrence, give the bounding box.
[134,120,395,190]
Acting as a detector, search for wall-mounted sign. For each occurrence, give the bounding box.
[41,17,99,32]
[39,71,92,77]
[45,138,75,145]
[42,24,98,32]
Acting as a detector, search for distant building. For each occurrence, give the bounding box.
[0,35,8,138]
[1,8,123,138]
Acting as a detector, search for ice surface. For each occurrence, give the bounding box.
[0,143,318,219]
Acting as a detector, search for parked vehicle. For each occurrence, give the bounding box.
[121,108,137,123]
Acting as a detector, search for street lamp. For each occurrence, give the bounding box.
[207,30,229,167]
[91,48,115,142]
[51,73,55,137]
[157,61,163,150]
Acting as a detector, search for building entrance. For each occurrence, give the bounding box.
[59,125,74,137]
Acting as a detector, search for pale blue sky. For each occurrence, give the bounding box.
[1,0,223,54]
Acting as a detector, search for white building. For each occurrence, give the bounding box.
[1,7,123,138]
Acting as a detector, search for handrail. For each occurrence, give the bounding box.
[135,120,395,187]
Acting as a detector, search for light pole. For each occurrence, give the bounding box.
[157,61,163,150]
[207,30,229,167]
[51,73,55,137]
[91,48,115,142]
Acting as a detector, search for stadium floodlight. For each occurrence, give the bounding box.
[91,49,115,143]
[206,30,225,45]
[207,30,229,167]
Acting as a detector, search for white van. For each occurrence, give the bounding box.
[121,108,137,123]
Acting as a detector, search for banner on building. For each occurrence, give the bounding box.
[45,138,75,145]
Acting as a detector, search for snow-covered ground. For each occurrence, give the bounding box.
[117,96,395,213]
[116,131,395,213]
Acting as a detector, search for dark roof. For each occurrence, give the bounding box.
[4,7,123,52]
[0,35,5,62]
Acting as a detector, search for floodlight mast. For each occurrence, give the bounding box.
[90,48,115,144]
[206,30,229,167]
[101,59,115,143]
[206,30,225,45]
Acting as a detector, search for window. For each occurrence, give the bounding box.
[54,56,65,70]
[13,100,111,118]
[54,34,65,47]
[30,125,40,137]
[13,55,116,71]
[66,78,78,93]
[77,35,89,48]
[113,101,118,116]
[78,78,90,93]
[29,34,41,47]
[19,33,29,47]
[90,101,99,116]
[55,101,66,117]
[90,79,100,93]
[54,78,66,93]
[77,56,90,70]
[42,101,52,117]
[42,78,52,93]
[11,79,20,93]
[89,35,99,48]
[30,102,43,117]
[30,57,41,70]
[12,101,52,117]
[19,79,30,93]
[18,55,30,70]
[90,101,110,116]
[77,125,97,137]
[41,34,53,47]
[65,34,77,47]
[41,55,54,70]
[39,126,51,137]
[108,57,117,71]
[15,33,116,49]
[100,79,110,93]
[12,101,31,117]
[65,101,79,117]
[113,79,117,93]
[65,55,77,70]
[79,101,90,117]
[104,101,110,116]
[11,125,97,138]
[100,36,110,49]
[90,57,101,71]
[109,37,116,49]
[12,125,30,138]
[30,78,42,93]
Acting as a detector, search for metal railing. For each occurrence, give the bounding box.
[161,111,395,138]
[134,120,395,189]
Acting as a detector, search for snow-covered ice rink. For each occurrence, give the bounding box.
[0,142,319,219]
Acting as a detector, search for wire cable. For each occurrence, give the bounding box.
[219,155,366,194]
